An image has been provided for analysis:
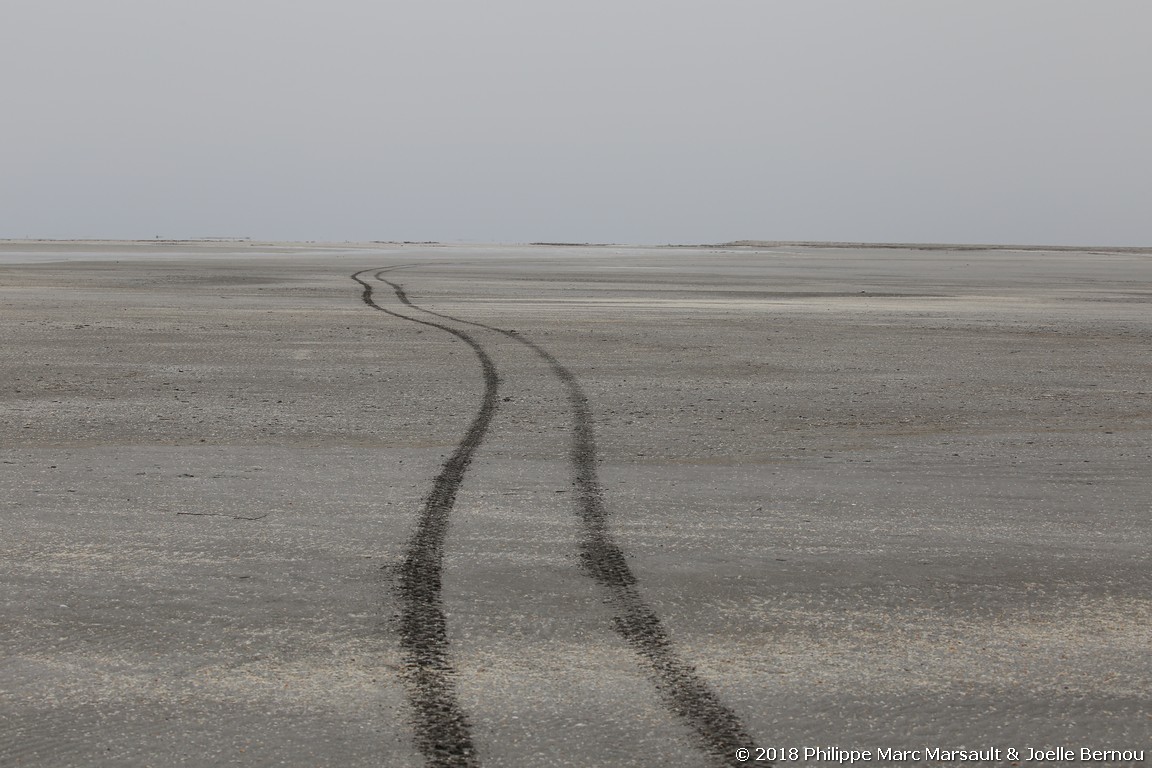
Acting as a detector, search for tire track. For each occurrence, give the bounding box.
[351,269,497,768]
[374,271,757,767]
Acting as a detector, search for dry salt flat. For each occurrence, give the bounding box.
[2,241,1150,766]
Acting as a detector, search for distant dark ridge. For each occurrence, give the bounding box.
[528,242,615,247]
[710,240,1152,253]
[148,238,251,245]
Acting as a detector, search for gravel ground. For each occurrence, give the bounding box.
[2,241,1149,766]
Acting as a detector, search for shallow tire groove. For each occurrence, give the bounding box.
[351,269,499,768]
[375,272,758,767]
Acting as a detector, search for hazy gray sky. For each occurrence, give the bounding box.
[3,1,1150,245]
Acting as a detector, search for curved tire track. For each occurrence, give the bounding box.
[374,271,757,767]
[351,269,497,768]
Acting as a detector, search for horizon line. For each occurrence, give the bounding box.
[3,237,1151,253]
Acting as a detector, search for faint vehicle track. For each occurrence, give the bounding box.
[373,269,757,767]
[351,269,495,768]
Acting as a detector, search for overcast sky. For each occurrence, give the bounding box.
[3,1,1150,245]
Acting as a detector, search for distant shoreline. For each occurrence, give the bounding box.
[1,238,1150,254]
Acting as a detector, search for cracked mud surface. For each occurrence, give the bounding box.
[2,242,1150,766]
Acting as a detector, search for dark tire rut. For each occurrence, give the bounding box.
[372,269,757,767]
[351,269,496,768]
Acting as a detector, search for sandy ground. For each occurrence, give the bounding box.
[1,242,1150,766]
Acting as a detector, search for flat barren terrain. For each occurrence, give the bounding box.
[2,242,1150,766]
